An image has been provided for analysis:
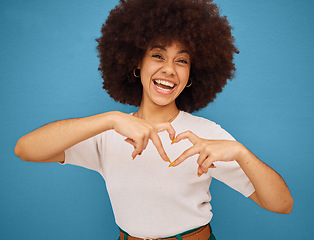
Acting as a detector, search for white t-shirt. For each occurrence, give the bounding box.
[63,111,255,238]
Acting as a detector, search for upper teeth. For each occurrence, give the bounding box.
[155,80,174,88]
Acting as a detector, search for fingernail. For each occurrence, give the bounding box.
[166,156,171,163]
[168,161,175,167]
[171,138,177,145]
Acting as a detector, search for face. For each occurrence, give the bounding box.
[139,42,191,108]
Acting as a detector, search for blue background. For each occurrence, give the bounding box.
[1,0,313,239]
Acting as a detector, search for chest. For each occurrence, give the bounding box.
[102,131,209,198]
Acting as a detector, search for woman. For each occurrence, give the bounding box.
[15,0,293,239]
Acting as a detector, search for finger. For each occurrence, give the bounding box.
[201,165,208,174]
[155,122,176,141]
[125,138,138,159]
[197,166,204,177]
[197,163,216,176]
[196,153,208,176]
[169,144,201,167]
[174,130,200,145]
[124,138,135,146]
[135,135,149,153]
[127,136,149,159]
[150,132,170,163]
[200,156,215,173]
[209,164,216,169]
[125,136,149,152]
[133,135,150,158]
[132,149,137,160]
[132,148,144,159]
[196,152,208,166]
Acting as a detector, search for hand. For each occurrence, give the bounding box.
[170,130,293,214]
[112,112,175,162]
[170,130,242,176]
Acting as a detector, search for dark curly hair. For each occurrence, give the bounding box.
[96,0,238,113]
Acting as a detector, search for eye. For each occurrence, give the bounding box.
[152,54,164,60]
[177,59,188,64]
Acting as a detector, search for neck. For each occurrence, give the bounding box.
[136,101,179,124]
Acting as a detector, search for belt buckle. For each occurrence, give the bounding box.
[143,238,153,240]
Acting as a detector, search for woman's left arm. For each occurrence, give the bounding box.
[170,131,293,214]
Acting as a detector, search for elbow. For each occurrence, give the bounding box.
[15,138,30,162]
[281,196,294,214]
[271,196,294,214]
[15,139,22,158]
[259,195,294,214]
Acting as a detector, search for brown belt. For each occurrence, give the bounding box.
[119,224,211,240]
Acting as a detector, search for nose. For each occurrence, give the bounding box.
[161,60,176,76]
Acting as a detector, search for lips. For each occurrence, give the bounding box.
[153,79,177,93]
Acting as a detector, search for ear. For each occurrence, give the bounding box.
[136,58,142,69]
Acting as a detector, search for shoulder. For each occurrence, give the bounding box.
[175,111,235,141]
[178,111,216,125]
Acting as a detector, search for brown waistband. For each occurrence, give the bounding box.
[119,224,211,240]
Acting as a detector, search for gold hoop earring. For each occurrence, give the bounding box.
[186,78,192,88]
[133,68,140,78]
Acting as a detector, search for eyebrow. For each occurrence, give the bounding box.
[150,45,189,55]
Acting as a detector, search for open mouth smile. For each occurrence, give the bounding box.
[153,79,177,93]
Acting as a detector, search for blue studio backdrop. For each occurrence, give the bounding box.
[1,0,313,239]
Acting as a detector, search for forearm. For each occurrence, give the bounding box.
[236,143,293,214]
[15,111,119,162]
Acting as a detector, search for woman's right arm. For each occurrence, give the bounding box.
[15,112,118,163]
[15,111,174,163]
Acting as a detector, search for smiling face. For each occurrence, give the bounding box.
[139,42,191,109]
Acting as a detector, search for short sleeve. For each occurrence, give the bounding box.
[61,133,104,174]
[209,161,255,197]
[201,120,255,197]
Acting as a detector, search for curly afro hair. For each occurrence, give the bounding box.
[96,0,238,113]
